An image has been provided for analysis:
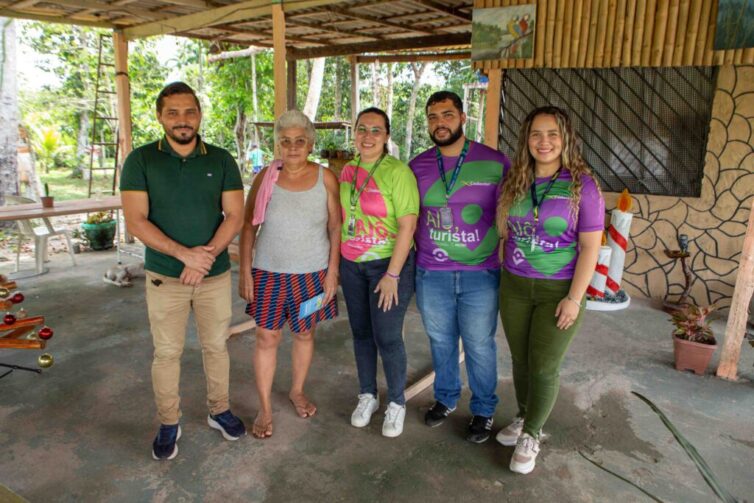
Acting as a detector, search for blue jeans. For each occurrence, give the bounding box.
[340,252,415,405]
[415,268,500,417]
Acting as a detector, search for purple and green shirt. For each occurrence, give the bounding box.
[503,170,605,280]
[410,141,510,271]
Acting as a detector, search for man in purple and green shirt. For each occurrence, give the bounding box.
[410,91,510,443]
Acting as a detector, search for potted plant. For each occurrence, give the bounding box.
[81,211,116,250]
[671,303,718,375]
[41,183,54,208]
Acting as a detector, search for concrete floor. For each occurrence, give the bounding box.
[1,251,753,503]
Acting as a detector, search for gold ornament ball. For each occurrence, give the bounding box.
[0,288,8,299]
[38,353,54,369]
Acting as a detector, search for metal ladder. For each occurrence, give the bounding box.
[87,33,119,198]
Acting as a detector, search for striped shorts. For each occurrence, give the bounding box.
[246,268,338,332]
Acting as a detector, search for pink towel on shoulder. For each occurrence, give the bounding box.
[252,159,283,225]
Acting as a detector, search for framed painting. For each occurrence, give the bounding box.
[471,4,536,61]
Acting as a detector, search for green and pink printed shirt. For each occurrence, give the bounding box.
[410,141,509,270]
[503,170,605,280]
[339,154,420,263]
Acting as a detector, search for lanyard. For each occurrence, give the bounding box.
[435,139,470,201]
[350,153,386,209]
[529,167,562,225]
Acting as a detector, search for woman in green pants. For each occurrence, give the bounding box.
[495,106,604,474]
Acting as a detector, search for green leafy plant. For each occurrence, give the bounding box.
[85,211,114,224]
[670,303,717,345]
[44,183,50,197]
[31,126,68,173]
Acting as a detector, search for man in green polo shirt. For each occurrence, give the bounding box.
[120,82,246,460]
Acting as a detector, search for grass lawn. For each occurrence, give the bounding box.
[40,168,117,201]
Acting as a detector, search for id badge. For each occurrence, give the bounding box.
[347,214,356,237]
[439,206,453,230]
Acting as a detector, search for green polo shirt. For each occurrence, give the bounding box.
[120,136,243,278]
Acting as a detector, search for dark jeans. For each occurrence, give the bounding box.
[340,251,415,405]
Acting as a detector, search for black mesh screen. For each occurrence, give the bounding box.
[499,67,717,196]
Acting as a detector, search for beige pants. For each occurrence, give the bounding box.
[145,270,232,425]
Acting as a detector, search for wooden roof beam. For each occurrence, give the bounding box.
[325,7,433,35]
[44,0,182,24]
[286,17,384,41]
[122,0,348,40]
[406,0,471,22]
[6,0,39,9]
[0,7,116,27]
[356,50,469,63]
[287,31,470,59]
[216,23,332,46]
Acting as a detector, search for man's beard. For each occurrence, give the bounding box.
[430,124,464,147]
[165,126,197,145]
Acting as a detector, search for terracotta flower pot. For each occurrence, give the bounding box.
[672,335,717,375]
[41,196,54,208]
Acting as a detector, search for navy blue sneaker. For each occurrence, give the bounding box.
[152,424,181,460]
[208,410,246,440]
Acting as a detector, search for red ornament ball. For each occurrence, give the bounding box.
[10,293,24,304]
[38,326,54,340]
[4,313,17,325]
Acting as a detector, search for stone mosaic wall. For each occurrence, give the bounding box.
[606,65,753,309]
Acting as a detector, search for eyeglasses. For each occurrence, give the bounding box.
[355,126,386,136]
[280,137,308,149]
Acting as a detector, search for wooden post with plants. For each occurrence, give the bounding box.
[716,199,754,381]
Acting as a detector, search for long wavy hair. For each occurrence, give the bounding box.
[496,106,598,241]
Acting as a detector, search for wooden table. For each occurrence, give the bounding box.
[0,195,122,222]
[0,195,129,274]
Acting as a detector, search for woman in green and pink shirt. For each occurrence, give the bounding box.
[339,107,419,438]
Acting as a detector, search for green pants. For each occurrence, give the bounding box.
[499,269,584,438]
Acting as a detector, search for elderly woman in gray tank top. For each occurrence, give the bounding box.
[239,110,341,439]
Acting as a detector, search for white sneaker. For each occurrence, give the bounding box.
[496,416,525,446]
[382,402,406,438]
[351,393,379,428]
[510,433,540,475]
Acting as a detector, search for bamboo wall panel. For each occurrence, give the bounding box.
[473,0,747,69]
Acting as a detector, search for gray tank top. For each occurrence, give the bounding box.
[253,167,331,273]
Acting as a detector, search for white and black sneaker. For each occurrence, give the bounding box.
[466,415,494,443]
[424,401,456,427]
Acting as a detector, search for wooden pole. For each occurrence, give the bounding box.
[561,0,575,68]
[569,0,585,68]
[716,199,754,381]
[717,202,754,380]
[672,0,690,66]
[350,55,360,126]
[578,0,593,67]
[287,59,297,110]
[534,0,546,67]
[484,69,502,148]
[661,0,680,67]
[272,1,287,118]
[684,0,703,66]
[640,0,657,66]
[695,0,712,65]
[113,31,132,166]
[624,0,639,66]
[544,0,557,66]
[553,0,566,67]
